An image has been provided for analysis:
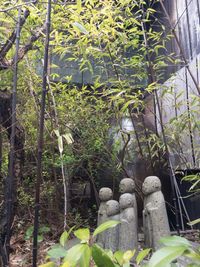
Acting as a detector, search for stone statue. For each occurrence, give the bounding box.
[119,178,138,227]
[104,200,120,252]
[142,176,170,250]
[119,193,138,251]
[97,187,113,247]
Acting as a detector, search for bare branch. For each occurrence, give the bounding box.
[0,9,30,61]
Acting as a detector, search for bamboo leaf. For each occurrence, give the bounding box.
[73,22,89,34]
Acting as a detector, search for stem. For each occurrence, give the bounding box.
[5,7,21,263]
[32,0,51,266]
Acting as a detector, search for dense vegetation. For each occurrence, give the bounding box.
[0,0,200,266]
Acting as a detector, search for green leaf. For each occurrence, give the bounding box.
[79,244,91,267]
[74,228,90,242]
[73,22,89,34]
[136,248,151,264]
[47,245,67,259]
[60,231,69,247]
[148,246,187,267]
[77,0,82,13]
[160,235,191,247]
[64,244,89,266]
[114,251,124,265]
[93,221,120,237]
[123,250,135,262]
[92,244,116,267]
[25,226,34,240]
[188,218,200,226]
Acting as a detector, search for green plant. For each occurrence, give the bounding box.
[25,225,50,243]
[39,221,150,267]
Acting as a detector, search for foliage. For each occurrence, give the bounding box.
[40,222,200,267]
[39,221,150,267]
[25,225,50,242]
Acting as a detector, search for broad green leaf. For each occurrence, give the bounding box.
[160,235,191,247]
[64,244,88,266]
[39,262,55,267]
[188,218,200,226]
[93,221,120,237]
[148,246,186,267]
[114,251,123,265]
[92,244,116,267]
[73,22,89,34]
[74,228,90,242]
[79,244,91,267]
[60,231,69,247]
[123,250,135,262]
[136,248,151,264]
[47,245,67,259]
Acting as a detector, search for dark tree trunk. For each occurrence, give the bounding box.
[0,90,24,254]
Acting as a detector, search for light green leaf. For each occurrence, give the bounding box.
[123,250,135,262]
[47,245,67,259]
[114,251,123,265]
[93,221,120,237]
[77,0,82,13]
[160,235,191,247]
[74,228,90,242]
[148,246,187,267]
[79,244,91,267]
[60,231,69,247]
[54,129,60,138]
[73,22,89,34]
[136,248,151,264]
[188,218,200,226]
[64,244,88,266]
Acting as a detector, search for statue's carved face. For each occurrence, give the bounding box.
[119,193,134,210]
[119,178,135,194]
[142,176,161,195]
[99,187,112,201]
[106,200,120,216]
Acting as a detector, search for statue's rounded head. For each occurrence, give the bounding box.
[119,178,136,194]
[142,176,161,195]
[119,193,134,210]
[99,187,113,201]
[106,200,120,216]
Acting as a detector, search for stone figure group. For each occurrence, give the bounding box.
[97,176,170,252]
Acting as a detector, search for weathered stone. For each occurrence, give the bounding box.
[119,193,138,251]
[142,176,170,250]
[119,178,138,228]
[104,200,120,252]
[97,187,113,247]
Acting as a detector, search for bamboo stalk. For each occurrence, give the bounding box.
[32,0,51,266]
[4,7,21,264]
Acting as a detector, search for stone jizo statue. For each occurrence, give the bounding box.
[119,193,138,251]
[142,176,170,250]
[119,178,138,227]
[104,200,120,252]
[97,187,113,247]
